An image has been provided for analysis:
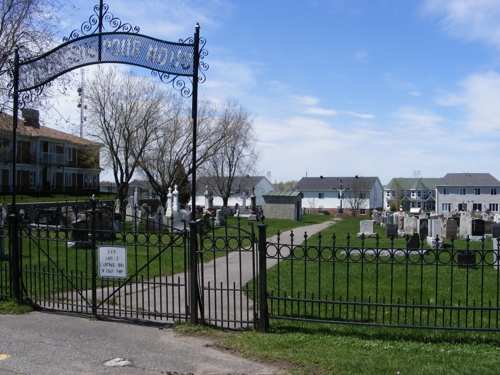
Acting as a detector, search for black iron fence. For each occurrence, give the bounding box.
[258,223,500,332]
[3,208,500,333]
[1,201,191,323]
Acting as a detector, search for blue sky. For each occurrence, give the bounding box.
[46,0,500,185]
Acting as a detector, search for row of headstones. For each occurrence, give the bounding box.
[371,211,500,240]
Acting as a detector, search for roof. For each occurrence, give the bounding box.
[198,176,271,190]
[262,190,301,197]
[385,177,441,191]
[0,113,100,147]
[293,176,380,191]
[437,173,500,187]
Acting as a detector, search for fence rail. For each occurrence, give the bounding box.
[261,227,500,331]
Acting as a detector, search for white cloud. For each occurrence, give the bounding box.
[289,95,320,107]
[437,71,500,132]
[303,107,338,116]
[353,50,369,62]
[341,111,374,119]
[422,0,500,49]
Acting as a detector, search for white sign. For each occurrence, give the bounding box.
[99,246,127,278]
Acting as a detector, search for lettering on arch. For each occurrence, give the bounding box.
[19,33,195,92]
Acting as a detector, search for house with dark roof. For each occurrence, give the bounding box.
[384,177,441,212]
[0,110,101,195]
[195,175,274,208]
[436,173,500,214]
[293,176,383,216]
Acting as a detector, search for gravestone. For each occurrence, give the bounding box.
[484,221,494,235]
[429,218,442,238]
[360,220,373,234]
[407,233,420,250]
[125,202,133,222]
[68,219,92,249]
[386,224,397,238]
[492,224,500,239]
[442,218,458,240]
[60,206,76,228]
[472,219,485,236]
[493,238,500,270]
[457,250,476,269]
[172,209,190,230]
[460,212,472,238]
[215,209,227,226]
[132,208,142,232]
[418,218,429,238]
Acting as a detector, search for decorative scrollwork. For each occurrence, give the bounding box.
[150,70,193,98]
[63,3,140,43]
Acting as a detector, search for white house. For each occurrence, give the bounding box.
[384,177,441,213]
[435,173,500,214]
[293,176,383,216]
[195,176,274,208]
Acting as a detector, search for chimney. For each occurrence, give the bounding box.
[21,108,40,128]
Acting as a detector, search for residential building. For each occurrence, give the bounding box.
[195,175,274,208]
[0,110,101,195]
[384,177,441,213]
[435,173,500,214]
[293,176,383,216]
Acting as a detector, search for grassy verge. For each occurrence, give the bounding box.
[215,321,500,375]
[0,299,37,314]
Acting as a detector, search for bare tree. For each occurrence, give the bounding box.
[201,98,259,207]
[138,98,245,207]
[344,177,371,217]
[0,0,65,112]
[84,66,171,204]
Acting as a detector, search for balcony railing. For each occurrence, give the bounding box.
[0,148,12,161]
[40,152,67,165]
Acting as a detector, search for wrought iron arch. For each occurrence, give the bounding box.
[10,1,208,220]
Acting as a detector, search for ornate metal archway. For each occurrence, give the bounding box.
[10,0,208,218]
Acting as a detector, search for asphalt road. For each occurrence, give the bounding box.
[0,311,282,375]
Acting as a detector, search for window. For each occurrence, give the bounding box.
[359,209,366,216]
[318,193,324,199]
[489,203,498,212]
[386,191,390,197]
[30,171,36,188]
[443,188,450,195]
[458,203,468,211]
[417,191,422,197]
[473,203,482,211]
[492,188,497,195]
[66,147,73,161]
[474,188,481,195]
[442,203,451,212]
[460,188,466,195]
[65,173,72,186]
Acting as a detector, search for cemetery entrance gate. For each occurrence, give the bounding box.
[0,2,265,328]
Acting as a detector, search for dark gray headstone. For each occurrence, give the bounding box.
[472,219,485,236]
[418,218,428,238]
[386,224,397,238]
[71,220,90,242]
[493,224,500,239]
[407,233,420,250]
[444,218,458,240]
[457,250,476,269]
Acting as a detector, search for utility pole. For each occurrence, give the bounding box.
[77,69,86,138]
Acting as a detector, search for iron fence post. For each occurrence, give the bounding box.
[189,220,199,324]
[258,221,268,333]
[91,198,97,316]
[8,214,21,300]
